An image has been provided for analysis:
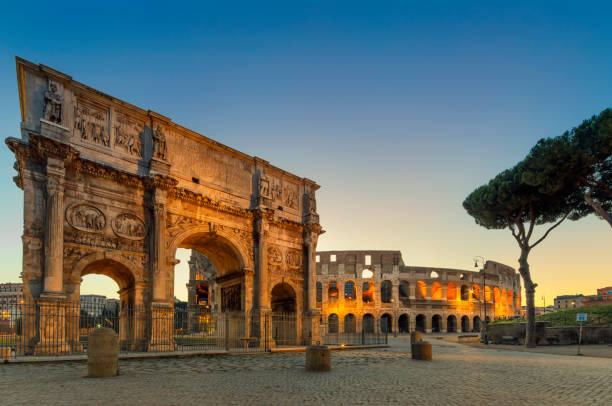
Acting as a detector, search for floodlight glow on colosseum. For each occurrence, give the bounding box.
[315,250,521,334]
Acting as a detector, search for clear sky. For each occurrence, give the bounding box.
[1,1,611,303]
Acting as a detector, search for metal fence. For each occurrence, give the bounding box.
[0,301,387,359]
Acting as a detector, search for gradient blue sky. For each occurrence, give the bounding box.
[1,1,611,302]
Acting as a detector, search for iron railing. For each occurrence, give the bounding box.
[0,300,387,359]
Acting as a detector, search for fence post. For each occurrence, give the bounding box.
[225,312,230,351]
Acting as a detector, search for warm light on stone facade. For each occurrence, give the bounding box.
[316,250,521,334]
[6,57,323,353]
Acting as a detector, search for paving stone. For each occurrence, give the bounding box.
[2,337,611,405]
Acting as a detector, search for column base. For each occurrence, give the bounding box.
[35,296,72,356]
[148,303,175,352]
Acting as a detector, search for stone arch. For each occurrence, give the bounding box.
[72,251,140,290]
[271,282,298,346]
[362,281,375,303]
[415,314,426,332]
[447,315,457,332]
[381,280,392,303]
[316,281,322,302]
[472,284,481,300]
[501,288,507,305]
[271,282,297,314]
[71,252,142,350]
[363,313,375,333]
[168,227,249,310]
[432,314,442,332]
[344,313,356,333]
[431,282,442,300]
[399,280,410,298]
[328,280,339,299]
[461,315,470,332]
[328,313,339,334]
[344,280,356,300]
[447,282,457,300]
[380,313,392,333]
[473,316,481,332]
[484,285,491,302]
[168,226,248,274]
[460,285,470,301]
[416,281,427,299]
[493,286,501,303]
[398,314,410,333]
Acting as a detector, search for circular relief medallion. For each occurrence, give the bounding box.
[66,204,106,233]
[112,213,146,240]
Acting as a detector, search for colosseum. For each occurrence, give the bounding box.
[315,250,521,334]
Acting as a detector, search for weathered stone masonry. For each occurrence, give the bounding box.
[316,250,521,334]
[7,57,323,353]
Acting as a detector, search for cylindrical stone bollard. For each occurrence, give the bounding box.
[410,331,422,344]
[411,341,433,361]
[88,327,119,378]
[305,345,331,371]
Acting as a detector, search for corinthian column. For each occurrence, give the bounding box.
[151,191,167,303]
[304,230,319,313]
[43,158,65,295]
[254,209,270,310]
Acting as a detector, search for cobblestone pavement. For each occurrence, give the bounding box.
[2,337,611,405]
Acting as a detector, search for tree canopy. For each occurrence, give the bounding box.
[521,109,612,226]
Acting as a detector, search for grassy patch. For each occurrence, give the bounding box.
[538,304,612,326]
[489,304,612,327]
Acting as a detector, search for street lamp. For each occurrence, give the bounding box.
[473,256,488,344]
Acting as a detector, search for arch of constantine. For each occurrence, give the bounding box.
[315,250,521,334]
[6,58,322,353]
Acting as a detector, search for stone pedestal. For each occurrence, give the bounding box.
[411,341,432,361]
[88,328,119,378]
[148,304,175,352]
[306,345,331,371]
[35,296,71,355]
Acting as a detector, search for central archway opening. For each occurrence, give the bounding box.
[271,283,297,346]
[170,231,248,349]
[77,257,139,351]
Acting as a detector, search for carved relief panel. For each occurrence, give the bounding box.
[268,244,302,275]
[112,213,146,240]
[73,98,110,147]
[283,183,299,210]
[114,112,143,158]
[66,204,106,233]
[285,249,302,271]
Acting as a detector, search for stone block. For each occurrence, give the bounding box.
[411,341,432,361]
[88,327,119,378]
[305,345,330,371]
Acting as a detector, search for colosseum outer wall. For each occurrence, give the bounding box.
[315,250,521,334]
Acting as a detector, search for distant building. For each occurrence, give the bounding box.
[554,294,584,310]
[583,286,612,307]
[80,294,108,316]
[0,283,24,327]
[0,283,23,305]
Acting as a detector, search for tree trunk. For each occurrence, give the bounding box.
[518,248,537,348]
[584,193,612,228]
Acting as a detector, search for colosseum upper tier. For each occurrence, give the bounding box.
[315,250,521,334]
